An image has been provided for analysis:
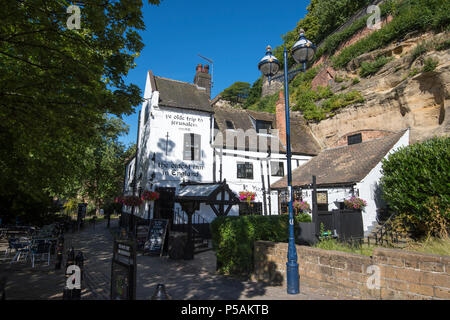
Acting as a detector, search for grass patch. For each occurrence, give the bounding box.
[410,42,428,61]
[404,237,450,256]
[422,57,439,72]
[352,77,360,85]
[360,56,393,78]
[313,239,374,256]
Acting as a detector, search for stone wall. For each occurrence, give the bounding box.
[253,241,450,300]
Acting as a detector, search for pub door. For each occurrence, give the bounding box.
[154,187,175,226]
[153,187,175,255]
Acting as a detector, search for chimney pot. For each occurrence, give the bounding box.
[196,64,203,73]
[203,64,210,74]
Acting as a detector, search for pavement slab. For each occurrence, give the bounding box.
[1,219,335,300]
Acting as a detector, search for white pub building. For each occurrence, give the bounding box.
[122,64,321,229]
[122,64,409,237]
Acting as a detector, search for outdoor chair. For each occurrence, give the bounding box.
[8,238,32,263]
[30,241,51,268]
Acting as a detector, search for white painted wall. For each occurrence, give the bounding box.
[356,129,410,233]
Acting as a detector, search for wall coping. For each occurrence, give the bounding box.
[255,240,450,260]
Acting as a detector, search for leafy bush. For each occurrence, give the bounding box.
[422,58,439,72]
[359,56,393,78]
[380,137,450,238]
[352,77,360,85]
[210,214,311,277]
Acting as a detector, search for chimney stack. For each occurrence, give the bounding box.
[194,63,212,98]
[276,91,287,147]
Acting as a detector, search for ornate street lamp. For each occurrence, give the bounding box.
[258,29,316,295]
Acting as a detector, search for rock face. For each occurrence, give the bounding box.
[308,31,450,148]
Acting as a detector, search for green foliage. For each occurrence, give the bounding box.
[314,238,374,256]
[380,137,450,238]
[410,42,428,62]
[352,77,360,85]
[422,58,439,72]
[332,0,450,69]
[320,90,365,111]
[220,82,251,105]
[359,56,393,78]
[269,0,372,69]
[408,68,419,77]
[0,0,160,222]
[247,91,280,113]
[435,39,450,51]
[211,214,311,277]
[242,77,263,109]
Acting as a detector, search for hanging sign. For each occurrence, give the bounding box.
[144,219,169,256]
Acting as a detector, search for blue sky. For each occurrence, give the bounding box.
[119,0,310,146]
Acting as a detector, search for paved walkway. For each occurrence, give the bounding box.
[1,220,335,300]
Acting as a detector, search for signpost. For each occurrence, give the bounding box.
[77,203,87,231]
[144,219,169,257]
[110,240,136,300]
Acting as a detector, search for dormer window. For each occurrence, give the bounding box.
[347,133,362,145]
[256,120,272,134]
[226,120,235,130]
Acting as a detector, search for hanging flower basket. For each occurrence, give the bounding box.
[293,200,311,215]
[344,196,367,210]
[122,195,143,207]
[114,196,125,205]
[141,190,160,202]
[239,191,256,206]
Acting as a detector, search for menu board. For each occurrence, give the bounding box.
[110,240,136,300]
[144,219,169,256]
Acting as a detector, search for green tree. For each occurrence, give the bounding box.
[0,0,160,223]
[220,82,251,105]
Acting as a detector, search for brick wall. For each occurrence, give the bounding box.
[253,241,450,300]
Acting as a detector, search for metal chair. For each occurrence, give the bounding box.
[30,241,51,268]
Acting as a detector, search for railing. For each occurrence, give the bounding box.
[172,210,211,240]
[368,211,406,247]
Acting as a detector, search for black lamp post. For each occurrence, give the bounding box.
[258,29,316,295]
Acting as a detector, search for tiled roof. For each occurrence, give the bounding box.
[271,130,407,189]
[213,105,321,156]
[153,76,212,113]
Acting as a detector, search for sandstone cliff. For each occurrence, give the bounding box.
[308,31,449,148]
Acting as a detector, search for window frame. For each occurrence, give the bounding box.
[270,161,285,177]
[183,133,201,161]
[237,162,254,180]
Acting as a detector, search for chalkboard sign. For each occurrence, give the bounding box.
[144,219,169,256]
[110,240,136,300]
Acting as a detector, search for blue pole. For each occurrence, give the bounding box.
[283,47,299,294]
